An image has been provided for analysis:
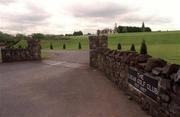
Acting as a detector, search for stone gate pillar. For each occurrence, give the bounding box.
[27,37,41,60]
[89,35,108,67]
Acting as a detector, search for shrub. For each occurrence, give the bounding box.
[140,40,147,54]
[130,44,136,51]
[50,43,53,49]
[117,43,121,50]
[78,42,82,49]
[18,45,22,48]
[63,43,66,49]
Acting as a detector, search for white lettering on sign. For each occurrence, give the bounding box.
[147,84,158,95]
[129,75,136,82]
[128,68,159,101]
[137,79,146,87]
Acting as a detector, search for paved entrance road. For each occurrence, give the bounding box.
[0,51,150,117]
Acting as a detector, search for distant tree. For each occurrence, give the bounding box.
[140,40,147,54]
[32,33,45,40]
[78,42,82,49]
[87,33,91,35]
[117,43,122,50]
[117,25,151,33]
[63,43,66,49]
[0,31,19,47]
[65,34,73,36]
[130,44,136,51]
[50,43,53,49]
[15,33,27,40]
[73,31,83,36]
[142,22,145,32]
[117,26,123,33]
[145,27,151,32]
[122,27,127,33]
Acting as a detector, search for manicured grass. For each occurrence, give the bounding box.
[14,31,180,64]
[15,36,89,50]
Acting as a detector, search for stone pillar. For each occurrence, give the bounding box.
[89,35,108,67]
[27,37,41,60]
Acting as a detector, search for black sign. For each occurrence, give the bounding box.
[128,67,159,101]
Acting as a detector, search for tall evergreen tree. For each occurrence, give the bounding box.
[117,43,122,50]
[78,42,82,49]
[50,43,53,49]
[140,40,147,54]
[63,43,66,49]
[130,44,136,51]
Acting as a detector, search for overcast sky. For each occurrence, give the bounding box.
[0,0,179,34]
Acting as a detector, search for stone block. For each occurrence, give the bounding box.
[145,58,167,72]
[162,64,179,78]
[159,78,171,90]
[152,67,163,75]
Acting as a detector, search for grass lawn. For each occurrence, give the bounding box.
[14,31,180,64]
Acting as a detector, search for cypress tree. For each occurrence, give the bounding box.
[140,40,147,54]
[50,43,53,49]
[78,42,82,49]
[117,43,122,50]
[130,44,136,51]
[63,43,66,49]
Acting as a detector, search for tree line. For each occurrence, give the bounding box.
[117,26,151,33]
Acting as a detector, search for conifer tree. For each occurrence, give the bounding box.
[78,42,82,49]
[140,40,147,54]
[130,44,136,51]
[117,43,122,50]
[50,43,53,49]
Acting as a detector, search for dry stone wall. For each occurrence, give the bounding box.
[89,35,180,117]
[1,37,41,62]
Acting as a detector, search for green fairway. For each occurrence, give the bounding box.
[15,31,180,64]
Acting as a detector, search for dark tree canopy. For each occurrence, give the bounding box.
[32,33,45,40]
[0,31,20,47]
[16,33,27,40]
[73,31,83,36]
[117,25,151,33]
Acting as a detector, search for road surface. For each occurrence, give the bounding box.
[0,50,150,117]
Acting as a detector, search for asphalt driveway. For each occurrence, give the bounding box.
[0,50,150,117]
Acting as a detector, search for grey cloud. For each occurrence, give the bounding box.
[0,0,15,5]
[1,3,51,33]
[70,2,137,18]
[69,2,171,27]
[119,14,171,24]
[13,4,50,23]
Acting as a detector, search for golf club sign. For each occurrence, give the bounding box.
[128,67,159,101]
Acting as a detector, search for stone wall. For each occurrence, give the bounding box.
[89,35,180,117]
[1,38,41,62]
